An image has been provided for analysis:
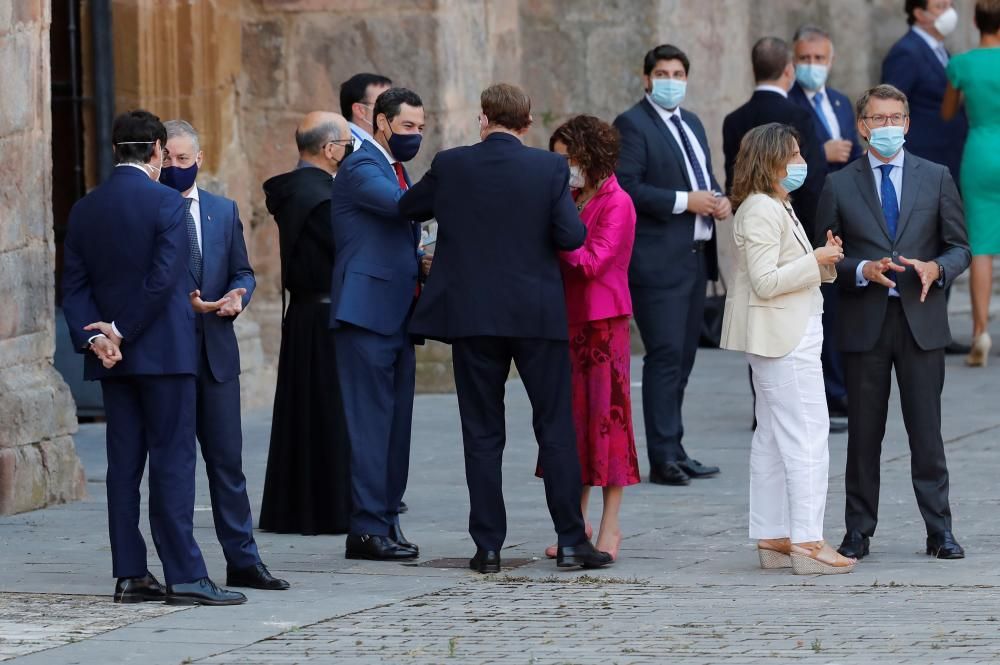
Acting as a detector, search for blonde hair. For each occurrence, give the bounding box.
[730,123,800,211]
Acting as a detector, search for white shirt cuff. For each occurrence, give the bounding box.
[856,260,870,287]
[673,191,688,215]
[111,321,123,340]
[87,334,105,345]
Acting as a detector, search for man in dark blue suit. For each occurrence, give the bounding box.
[329,88,425,561]
[162,120,288,591]
[882,0,968,183]
[401,83,612,572]
[789,25,863,423]
[61,110,244,606]
[615,45,733,487]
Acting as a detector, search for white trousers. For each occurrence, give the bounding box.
[746,315,829,543]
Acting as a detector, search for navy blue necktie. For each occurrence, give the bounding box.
[669,115,708,191]
[185,198,203,285]
[878,164,899,240]
[811,91,834,137]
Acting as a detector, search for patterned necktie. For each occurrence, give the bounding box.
[185,198,203,285]
[669,115,708,191]
[393,162,408,191]
[811,91,834,137]
[878,164,899,240]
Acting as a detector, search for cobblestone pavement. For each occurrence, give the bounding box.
[0,594,182,661]
[2,306,998,664]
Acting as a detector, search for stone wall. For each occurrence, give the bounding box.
[0,0,85,515]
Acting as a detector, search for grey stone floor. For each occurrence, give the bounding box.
[1,305,999,664]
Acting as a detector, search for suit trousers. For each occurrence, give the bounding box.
[451,336,587,552]
[842,299,952,537]
[631,246,706,464]
[747,316,830,543]
[334,322,415,536]
[196,342,260,569]
[101,374,208,584]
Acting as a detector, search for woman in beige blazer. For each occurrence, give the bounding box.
[721,123,855,575]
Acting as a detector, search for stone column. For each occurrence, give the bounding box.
[0,0,86,515]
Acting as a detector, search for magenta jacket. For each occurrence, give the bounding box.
[560,174,636,325]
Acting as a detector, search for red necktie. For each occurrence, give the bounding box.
[393,162,408,191]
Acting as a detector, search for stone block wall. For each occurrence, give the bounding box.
[0,0,85,515]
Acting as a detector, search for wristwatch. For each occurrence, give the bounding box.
[933,260,945,286]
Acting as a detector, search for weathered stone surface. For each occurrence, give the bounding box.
[0,435,85,515]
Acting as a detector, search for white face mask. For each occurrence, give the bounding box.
[568,164,585,190]
[934,6,959,36]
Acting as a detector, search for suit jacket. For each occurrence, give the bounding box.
[614,98,721,285]
[329,140,420,336]
[881,29,968,180]
[62,165,197,380]
[789,82,863,172]
[560,174,635,325]
[722,90,828,238]
[815,152,970,352]
[721,193,835,358]
[400,132,586,341]
[190,188,255,383]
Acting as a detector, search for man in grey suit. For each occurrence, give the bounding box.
[816,84,970,561]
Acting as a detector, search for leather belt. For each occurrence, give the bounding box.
[291,292,331,305]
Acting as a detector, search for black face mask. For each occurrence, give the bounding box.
[334,141,354,166]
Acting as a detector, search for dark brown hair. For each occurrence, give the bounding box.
[548,115,621,187]
[481,83,532,131]
[730,123,800,210]
[976,0,1000,34]
[855,84,909,119]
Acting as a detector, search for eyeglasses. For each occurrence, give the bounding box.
[325,140,354,148]
[862,113,908,127]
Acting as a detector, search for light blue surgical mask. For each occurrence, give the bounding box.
[867,125,906,159]
[781,163,808,192]
[794,64,828,91]
[650,79,687,110]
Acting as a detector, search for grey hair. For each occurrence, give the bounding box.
[164,119,201,151]
[793,24,834,54]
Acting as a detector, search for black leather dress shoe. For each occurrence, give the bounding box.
[837,530,870,559]
[927,530,965,559]
[557,540,613,569]
[827,395,849,419]
[677,458,720,478]
[649,462,690,486]
[398,500,409,514]
[945,341,972,355]
[389,524,419,555]
[469,549,501,573]
[113,572,165,603]
[345,534,418,561]
[829,419,849,434]
[165,577,247,606]
[226,562,290,590]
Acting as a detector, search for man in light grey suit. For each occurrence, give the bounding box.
[815,84,970,562]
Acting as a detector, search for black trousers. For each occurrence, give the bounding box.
[631,247,706,464]
[843,299,952,537]
[451,336,586,552]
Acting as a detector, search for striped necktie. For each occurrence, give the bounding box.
[185,198,203,285]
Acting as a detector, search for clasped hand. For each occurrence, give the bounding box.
[83,321,122,369]
[813,230,844,266]
[687,191,732,220]
[861,255,939,302]
[190,288,248,316]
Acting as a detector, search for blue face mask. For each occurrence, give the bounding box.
[386,126,422,162]
[867,125,906,159]
[781,163,808,192]
[794,64,828,91]
[650,79,687,110]
[159,163,199,192]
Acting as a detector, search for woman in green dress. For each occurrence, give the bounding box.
[943,0,1000,367]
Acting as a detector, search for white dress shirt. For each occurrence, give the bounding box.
[754,84,789,98]
[645,94,714,241]
[856,150,905,296]
[369,136,397,167]
[912,25,949,68]
[349,121,376,152]
[183,184,203,252]
[804,86,842,140]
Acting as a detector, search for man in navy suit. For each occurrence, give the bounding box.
[789,25,863,424]
[61,110,244,606]
[162,120,289,591]
[615,45,732,487]
[401,83,612,572]
[329,88,425,562]
[882,0,968,183]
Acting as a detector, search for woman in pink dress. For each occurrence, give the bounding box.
[538,115,640,561]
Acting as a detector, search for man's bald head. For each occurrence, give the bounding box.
[295,111,349,156]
